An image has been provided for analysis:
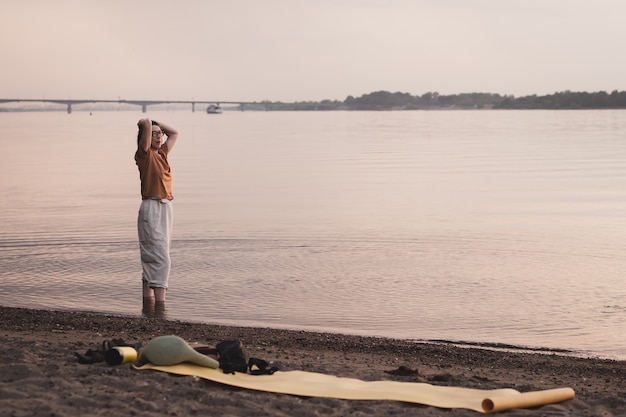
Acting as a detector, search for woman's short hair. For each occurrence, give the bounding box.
[137,120,160,144]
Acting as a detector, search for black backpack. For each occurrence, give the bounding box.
[216,340,277,375]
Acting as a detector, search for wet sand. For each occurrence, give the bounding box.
[1,306,624,416]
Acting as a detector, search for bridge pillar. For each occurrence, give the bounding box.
[192,103,195,112]
[67,103,72,113]
[142,104,147,113]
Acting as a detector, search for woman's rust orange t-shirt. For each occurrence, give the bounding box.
[135,144,173,199]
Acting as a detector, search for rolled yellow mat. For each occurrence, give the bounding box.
[105,346,138,365]
[134,363,574,413]
[481,387,575,413]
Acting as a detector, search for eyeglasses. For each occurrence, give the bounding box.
[152,131,164,137]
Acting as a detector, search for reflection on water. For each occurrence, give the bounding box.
[142,297,168,320]
[1,110,625,360]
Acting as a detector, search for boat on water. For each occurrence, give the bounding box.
[206,104,223,114]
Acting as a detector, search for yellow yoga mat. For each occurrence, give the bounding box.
[134,363,574,413]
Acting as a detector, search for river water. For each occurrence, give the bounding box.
[1,109,625,359]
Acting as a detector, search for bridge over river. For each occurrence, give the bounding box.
[0,98,264,113]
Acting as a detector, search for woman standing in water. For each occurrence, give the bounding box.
[135,118,179,312]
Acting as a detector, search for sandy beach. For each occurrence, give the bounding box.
[1,305,624,416]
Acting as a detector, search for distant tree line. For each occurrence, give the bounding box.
[344,91,506,110]
[494,90,626,109]
[4,90,626,112]
[266,90,626,110]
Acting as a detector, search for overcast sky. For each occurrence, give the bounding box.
[2,0,625,102]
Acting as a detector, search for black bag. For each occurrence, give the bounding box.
[216,339,278,375]
[216,340,249,374]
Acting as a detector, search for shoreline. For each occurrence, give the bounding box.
[2,304,594,359]
[1,305,625,415]
[5,303,589,357]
